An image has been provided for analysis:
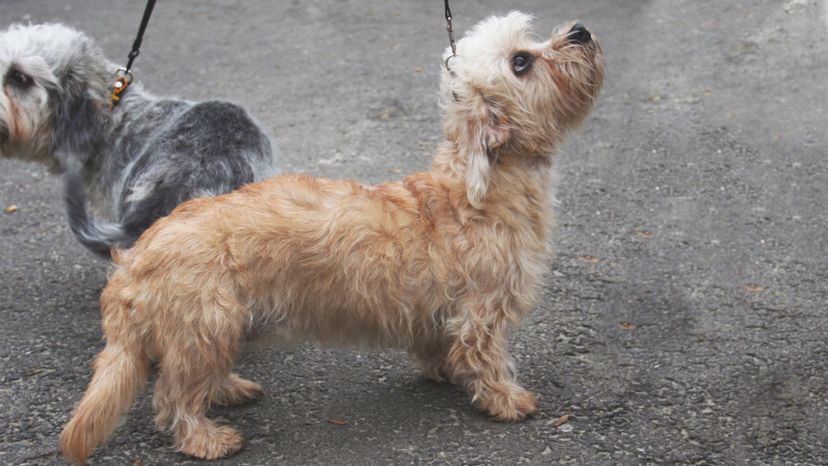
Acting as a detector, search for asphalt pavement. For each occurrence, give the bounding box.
[1,0,826,464]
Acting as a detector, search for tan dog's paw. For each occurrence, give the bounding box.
[177,424,243,460]
[211,373,263,407]
[476,383,538,422]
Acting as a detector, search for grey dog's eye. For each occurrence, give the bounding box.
[10,70,32,87]
[512,53,532,76]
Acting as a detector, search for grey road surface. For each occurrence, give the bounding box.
[1,0,827,464]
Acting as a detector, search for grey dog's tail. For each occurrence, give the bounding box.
[63,171,134,259]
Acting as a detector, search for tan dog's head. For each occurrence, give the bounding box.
[441,12,603,208]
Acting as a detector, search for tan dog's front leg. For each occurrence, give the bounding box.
[444,312,538,421]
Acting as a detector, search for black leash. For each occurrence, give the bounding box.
[444,0,458,72]
[444,0,457,59]
[111,0,157,109]
[444,0,460,102]
[125,0,157,72]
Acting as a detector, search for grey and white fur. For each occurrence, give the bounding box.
[0,23,277,257]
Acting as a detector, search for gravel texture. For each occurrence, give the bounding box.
[1,0,826,464]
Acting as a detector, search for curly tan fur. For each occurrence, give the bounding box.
[60,12,603,462]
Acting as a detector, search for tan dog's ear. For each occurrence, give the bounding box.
[463,95,510,209]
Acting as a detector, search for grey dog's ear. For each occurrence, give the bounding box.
[53,91,107,163]
[51,48,109,164]
[462,93,510,209]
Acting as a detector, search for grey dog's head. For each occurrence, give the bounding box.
[0,23,110,170]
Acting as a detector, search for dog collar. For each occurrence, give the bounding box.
[109,68,133,110]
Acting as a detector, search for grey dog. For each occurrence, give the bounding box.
[0,23,277,257]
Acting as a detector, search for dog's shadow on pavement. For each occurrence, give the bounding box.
[199,351,486,461]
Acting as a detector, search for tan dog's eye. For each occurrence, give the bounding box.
[511,53,532,76]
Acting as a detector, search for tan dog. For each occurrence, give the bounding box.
[61,12,603,462]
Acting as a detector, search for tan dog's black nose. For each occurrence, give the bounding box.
[568,23,592,45]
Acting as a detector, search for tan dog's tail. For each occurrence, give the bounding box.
[60,293,149,464]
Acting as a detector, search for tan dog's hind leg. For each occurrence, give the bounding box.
[444,306,538,422]
[156,348,243,459]
[151,299,248,459]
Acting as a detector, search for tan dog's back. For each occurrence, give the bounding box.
[118,173,451,348]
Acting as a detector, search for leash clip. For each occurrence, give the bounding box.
[444,55,457,74]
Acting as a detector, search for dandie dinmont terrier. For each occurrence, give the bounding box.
[61,12,603,462]
[0,23,276,257]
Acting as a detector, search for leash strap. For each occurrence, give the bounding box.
[125,0,157,72]
[444,0,456,58]
[443,0,460,101]
[111,0,156,109]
